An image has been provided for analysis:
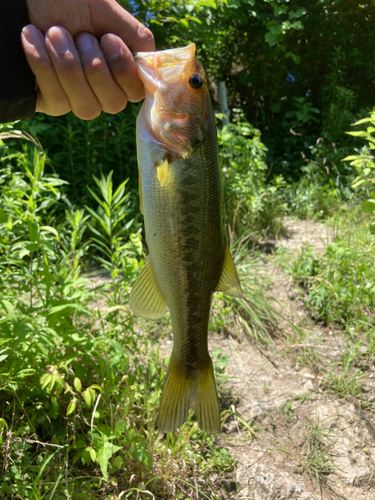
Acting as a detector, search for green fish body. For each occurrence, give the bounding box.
[131,45,242,433]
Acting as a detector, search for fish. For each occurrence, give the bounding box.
[130,44,242,434]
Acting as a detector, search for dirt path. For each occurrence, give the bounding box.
[212,219,375,500]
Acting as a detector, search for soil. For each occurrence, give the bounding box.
[153,218,375,499]
[209,219,375,500]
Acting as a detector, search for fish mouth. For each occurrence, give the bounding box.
[134,44,197,89]
[133,44,196,65]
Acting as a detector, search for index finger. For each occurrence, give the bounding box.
[92,2,155,53]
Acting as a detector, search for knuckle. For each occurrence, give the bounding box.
[57,57,84,81]
[103,98,127,115]
[75,105,102,121]
[137,25,155,49]
[51,102,72,117]
[33,52,54,71]
[127,87,145,103]
[82,57,105,76]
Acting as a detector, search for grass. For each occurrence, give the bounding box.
[1,143,278,499]
[286,208,375,331]
[273,415,337,493]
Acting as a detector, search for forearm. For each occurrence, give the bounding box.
[0,0,36,123]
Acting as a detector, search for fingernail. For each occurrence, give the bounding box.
[47,27,71,54]
[22,25,44,47]
[101,34,121,60]
[76,33,93,52]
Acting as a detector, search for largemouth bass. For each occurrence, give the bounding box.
[131,44,242,434]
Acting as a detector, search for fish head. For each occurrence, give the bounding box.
[134,44,209,157]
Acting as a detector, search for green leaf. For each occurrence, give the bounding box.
[352,117,373,126]
[0,418,8,433]
[88,384,103,392]
[74,377,82,392]
[66,397,78,416]
[0,300,16,322]
[40,225,59,238]
[28,221,39,242]
[40,373,53,391]
[361,199,375,213]
[0,208,7,223]
[129,441,152,468]
[346,131,369,137]
[96,441,122,479]
[82,388,96,407]
[80,446,97,466]
[47,303,90,316]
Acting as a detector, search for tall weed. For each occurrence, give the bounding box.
[217,115,286,241]
[288,209,375,331]
[0,142,236,499]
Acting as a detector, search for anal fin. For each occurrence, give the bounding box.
[129,260,166,319]
[215,244,243,298]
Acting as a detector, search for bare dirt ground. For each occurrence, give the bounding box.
[209,219,375,500]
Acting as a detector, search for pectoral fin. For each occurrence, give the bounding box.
[156,158,169,187]
[216,245,243,298]
[129,260,167,319]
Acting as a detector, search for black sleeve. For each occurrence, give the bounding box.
[0,0,37,123]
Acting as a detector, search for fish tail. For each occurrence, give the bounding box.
[158,357,221,434]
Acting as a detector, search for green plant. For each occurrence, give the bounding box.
[86,171,143,306]
[275,416,337,492]
[322,341,366,399]
[217,115,286,241]
[344,108,375,232]
[0,141,236,499]
[287,211,375,331]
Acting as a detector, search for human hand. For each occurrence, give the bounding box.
[22,0,155,119]
[21,25,144,119]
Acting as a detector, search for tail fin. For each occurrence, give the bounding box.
[158,357,221,434]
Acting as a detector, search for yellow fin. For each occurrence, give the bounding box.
[158,357,221,434]
[156,158,169,187]
[216,245,243,298]
[129,260,166,319]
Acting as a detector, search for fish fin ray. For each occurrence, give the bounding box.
[158,357,221,434]
[215,244,243,298]
[129,260,166,319]
[156,158,169,187]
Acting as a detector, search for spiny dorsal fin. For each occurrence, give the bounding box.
[215,244,243,298]
[129,260,167,319]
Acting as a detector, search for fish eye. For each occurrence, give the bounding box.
[188,74,204,90]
